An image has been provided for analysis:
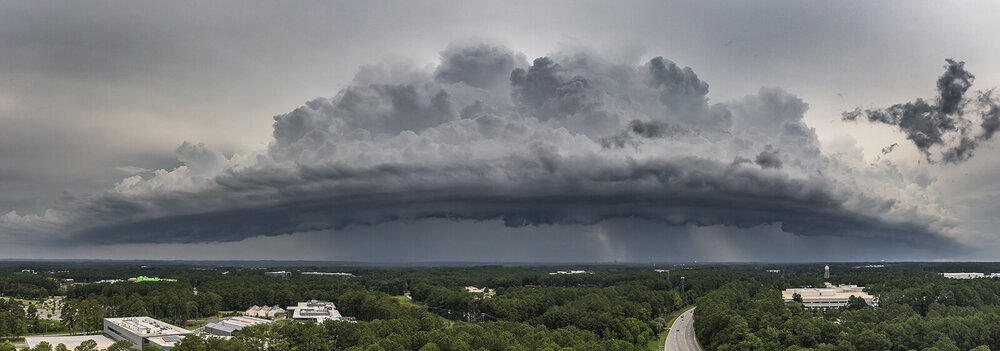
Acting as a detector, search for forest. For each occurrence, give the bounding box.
[5,262,1000,350]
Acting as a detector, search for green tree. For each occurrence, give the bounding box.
[845,296,870,311]
[73,339,97,351]
[104,340,134,351]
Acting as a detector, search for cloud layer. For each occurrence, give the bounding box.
[0,43,959,250]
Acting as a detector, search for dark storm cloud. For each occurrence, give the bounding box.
[67,156,951,249]
[843,59,1000,163]
[600,120,693,149]
[0,43,958,251]
[754,146,782,169]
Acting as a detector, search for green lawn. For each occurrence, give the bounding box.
[648,306,693,351]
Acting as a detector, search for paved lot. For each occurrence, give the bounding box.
[25,335,116,349]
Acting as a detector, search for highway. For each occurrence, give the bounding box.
[664,307,702,351]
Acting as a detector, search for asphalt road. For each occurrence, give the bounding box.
[664,307,702,351]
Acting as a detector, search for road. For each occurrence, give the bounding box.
[664,307,702,351]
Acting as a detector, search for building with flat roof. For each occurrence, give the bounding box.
[264,271,292,279]
[204,316,273,337]
[301,271,355,278]
[287,300,353,323]
[103,317,192,349]
[244,305,286,318]
[782,283,877,310]
[940,272,1000,279]
[548,270,587,275]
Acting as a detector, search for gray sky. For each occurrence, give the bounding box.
[1,1,999,262]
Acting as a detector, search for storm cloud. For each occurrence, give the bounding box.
[0,43,959,250]
[843,59,1000,164]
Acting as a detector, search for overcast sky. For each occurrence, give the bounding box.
[2,1,1000,262]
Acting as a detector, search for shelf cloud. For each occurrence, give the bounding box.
[0,43,961,251]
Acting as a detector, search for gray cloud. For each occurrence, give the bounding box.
[881,143,899,155]
[434,43,525,90]
[0,43,959,251]
[843,59,1000,164]
[600,120,693,149]
[754,145,782,169]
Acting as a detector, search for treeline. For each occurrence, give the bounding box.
[63,282,221,330]
[166,306,655,351]
[0,275,59,299]
[694,279,1000,351]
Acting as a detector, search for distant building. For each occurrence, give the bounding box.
[548,270,588,275]
[103,317,192,350]
[21,269,37,275]
[782,283,877,310]
[301,271,355,278]
[204,316,272,337]
[264,271,292,279]
[852,264,886,269]
[941,272,1000,279]
[287,300,354,323]
[464,286,487,293]
[127,276,177,283]
[766,269,781,273]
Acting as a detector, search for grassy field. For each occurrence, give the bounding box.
[647,306,693,351]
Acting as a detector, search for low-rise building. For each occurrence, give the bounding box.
[287,300,353,323]
[548,270,587,275]
[940,272,1000,279]
[301,272,355,278]
[782,283,878,310]
[204,316,272,337]
[264,271,292,279]
[103,317,192,350]
[464,286,487,294]
[244,305,286,318]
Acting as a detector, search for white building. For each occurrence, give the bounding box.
[782,283,878,310]
[940,272,1000,279]
[464,286,487,294]
[287,300,353,323]
[301,272,355,278]
[103,317,192,350]
[548,270,588,275]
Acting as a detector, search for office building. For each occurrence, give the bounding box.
[287,300,353,323]
[782,283,877,310]
[103,317,192,350]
